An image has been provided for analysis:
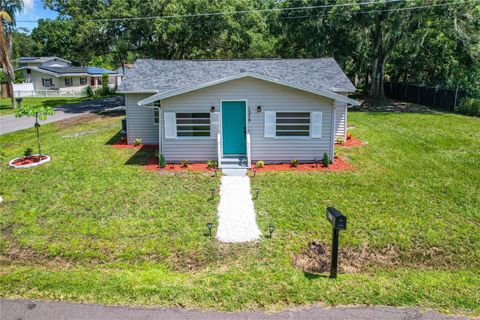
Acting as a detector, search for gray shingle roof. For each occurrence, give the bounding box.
[16,56,71,64]
[117,58,356,94]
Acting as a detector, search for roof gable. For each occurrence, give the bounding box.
[137,73,360,106]
[117,58,356,94]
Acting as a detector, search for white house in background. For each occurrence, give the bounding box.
[117,59,359,168]
[13,56,119,94]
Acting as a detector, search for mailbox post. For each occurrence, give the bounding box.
[326,207,347,278]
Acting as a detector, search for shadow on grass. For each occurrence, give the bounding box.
[105,131,123,145]
[303,272,329,280]
[125,146,156,166]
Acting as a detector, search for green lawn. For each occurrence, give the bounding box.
[0,111,479,315]
[0,97,93,116]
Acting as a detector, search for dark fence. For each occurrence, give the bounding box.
[384,82,465,111]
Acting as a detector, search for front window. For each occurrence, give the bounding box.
[80,77,87,85]
[176,113,210,137]
[64,77,73,86]
[275,112,310,137]
[97,77,102,85]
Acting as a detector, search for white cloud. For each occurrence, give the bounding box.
[23,0,34,12]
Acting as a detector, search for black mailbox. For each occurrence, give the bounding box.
[326,207,347,230]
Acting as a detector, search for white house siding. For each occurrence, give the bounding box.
[125,93,159,145]
[157,77,335,162]
[335,104,347,141]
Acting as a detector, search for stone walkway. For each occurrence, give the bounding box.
[216,172,261,243]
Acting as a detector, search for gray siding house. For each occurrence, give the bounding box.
[118,59,358,168]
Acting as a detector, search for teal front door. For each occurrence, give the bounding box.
[221,101,246,155]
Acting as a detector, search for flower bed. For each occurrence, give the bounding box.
[252,157,351,172]
[111,138,158,150]
[9,155,51,169]
[336,136,364,147]
[144,157,214,172]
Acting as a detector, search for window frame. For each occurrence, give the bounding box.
[42,78,53,87]
[175,112,211,139]
[274,112,311,139]
[79,77,87,85]
[152,101,160,125]
[64,77,73,86]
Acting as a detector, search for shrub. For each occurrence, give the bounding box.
[181,160,189,168]
[24,147,33,157]
[323,152,330,167]
[207,160,218,169]
[159,153,166,168]
[336,137,345,144]
[133,138,142,146]
[255,160,265,168]
[456,98,480,117]
[290,159,298,167]
[346,132,353,140]
[85,86,94,97]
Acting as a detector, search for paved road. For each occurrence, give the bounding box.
[0,299,472,320]
[0,96,124,135]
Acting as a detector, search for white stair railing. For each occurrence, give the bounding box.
[246,133,251,168]
[217,133,221,167]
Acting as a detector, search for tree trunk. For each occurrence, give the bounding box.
[8,78,15,109]
[369,56,386,100]
[35,113,42,156]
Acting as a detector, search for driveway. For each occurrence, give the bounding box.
[0,96,124,135]
[0,299,471,320]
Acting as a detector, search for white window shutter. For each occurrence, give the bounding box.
[310,112,322,138]
[264,111,276,138]
[210,112,220,138]
[164,112,176,139]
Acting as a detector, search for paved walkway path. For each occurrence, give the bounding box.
[0,96,124,135]
[0,299,470,320]
[216,173,261,243]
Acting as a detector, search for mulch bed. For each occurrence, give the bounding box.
[10,155,49,166]
[144,157,215,172]
[253,157,351,172]
[336,136,365,147]
[111,138,158,150]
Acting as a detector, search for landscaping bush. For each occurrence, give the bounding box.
[455,98,480,117]
[323,152,330,167]
[159,153,166,168]
[255,160,265,168]
[347,132,352,140]
[181,160,189,168]
[336,137,345,144]
[133,138,142,146]
[84,86,94,98]
[207,160,218,169]
[290,159,298,167]
[23,147,33,157]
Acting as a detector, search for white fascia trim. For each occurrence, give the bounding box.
[137,72,360,106]
[117,90,159,94]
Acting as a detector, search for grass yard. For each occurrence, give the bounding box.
[0,97,95,116]
[0,111,479,315]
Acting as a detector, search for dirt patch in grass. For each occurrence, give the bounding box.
[352,97,434,113]
[55,114,103,128]
[293,240,464,274]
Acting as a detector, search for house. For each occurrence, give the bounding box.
[117,59,359,168]
[13,56,119,94]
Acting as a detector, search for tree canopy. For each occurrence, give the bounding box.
[13,0,480,98]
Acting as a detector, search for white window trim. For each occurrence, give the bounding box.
[64,77,73,86]
[175,112,213,139]
[273,111,312,139]
[43,78,52,87]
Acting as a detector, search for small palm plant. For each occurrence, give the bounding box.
[16,105,55,157]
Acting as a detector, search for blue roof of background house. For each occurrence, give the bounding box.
[38,66,116,75]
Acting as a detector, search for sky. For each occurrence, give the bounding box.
[16,0,59,32]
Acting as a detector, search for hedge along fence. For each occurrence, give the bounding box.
[384,82,466,111]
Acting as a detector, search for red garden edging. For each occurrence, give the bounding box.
[9,155,51,169]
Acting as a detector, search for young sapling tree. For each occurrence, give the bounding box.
[15,105,55,157]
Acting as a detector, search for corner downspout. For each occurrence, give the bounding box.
[331,102,337,164]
